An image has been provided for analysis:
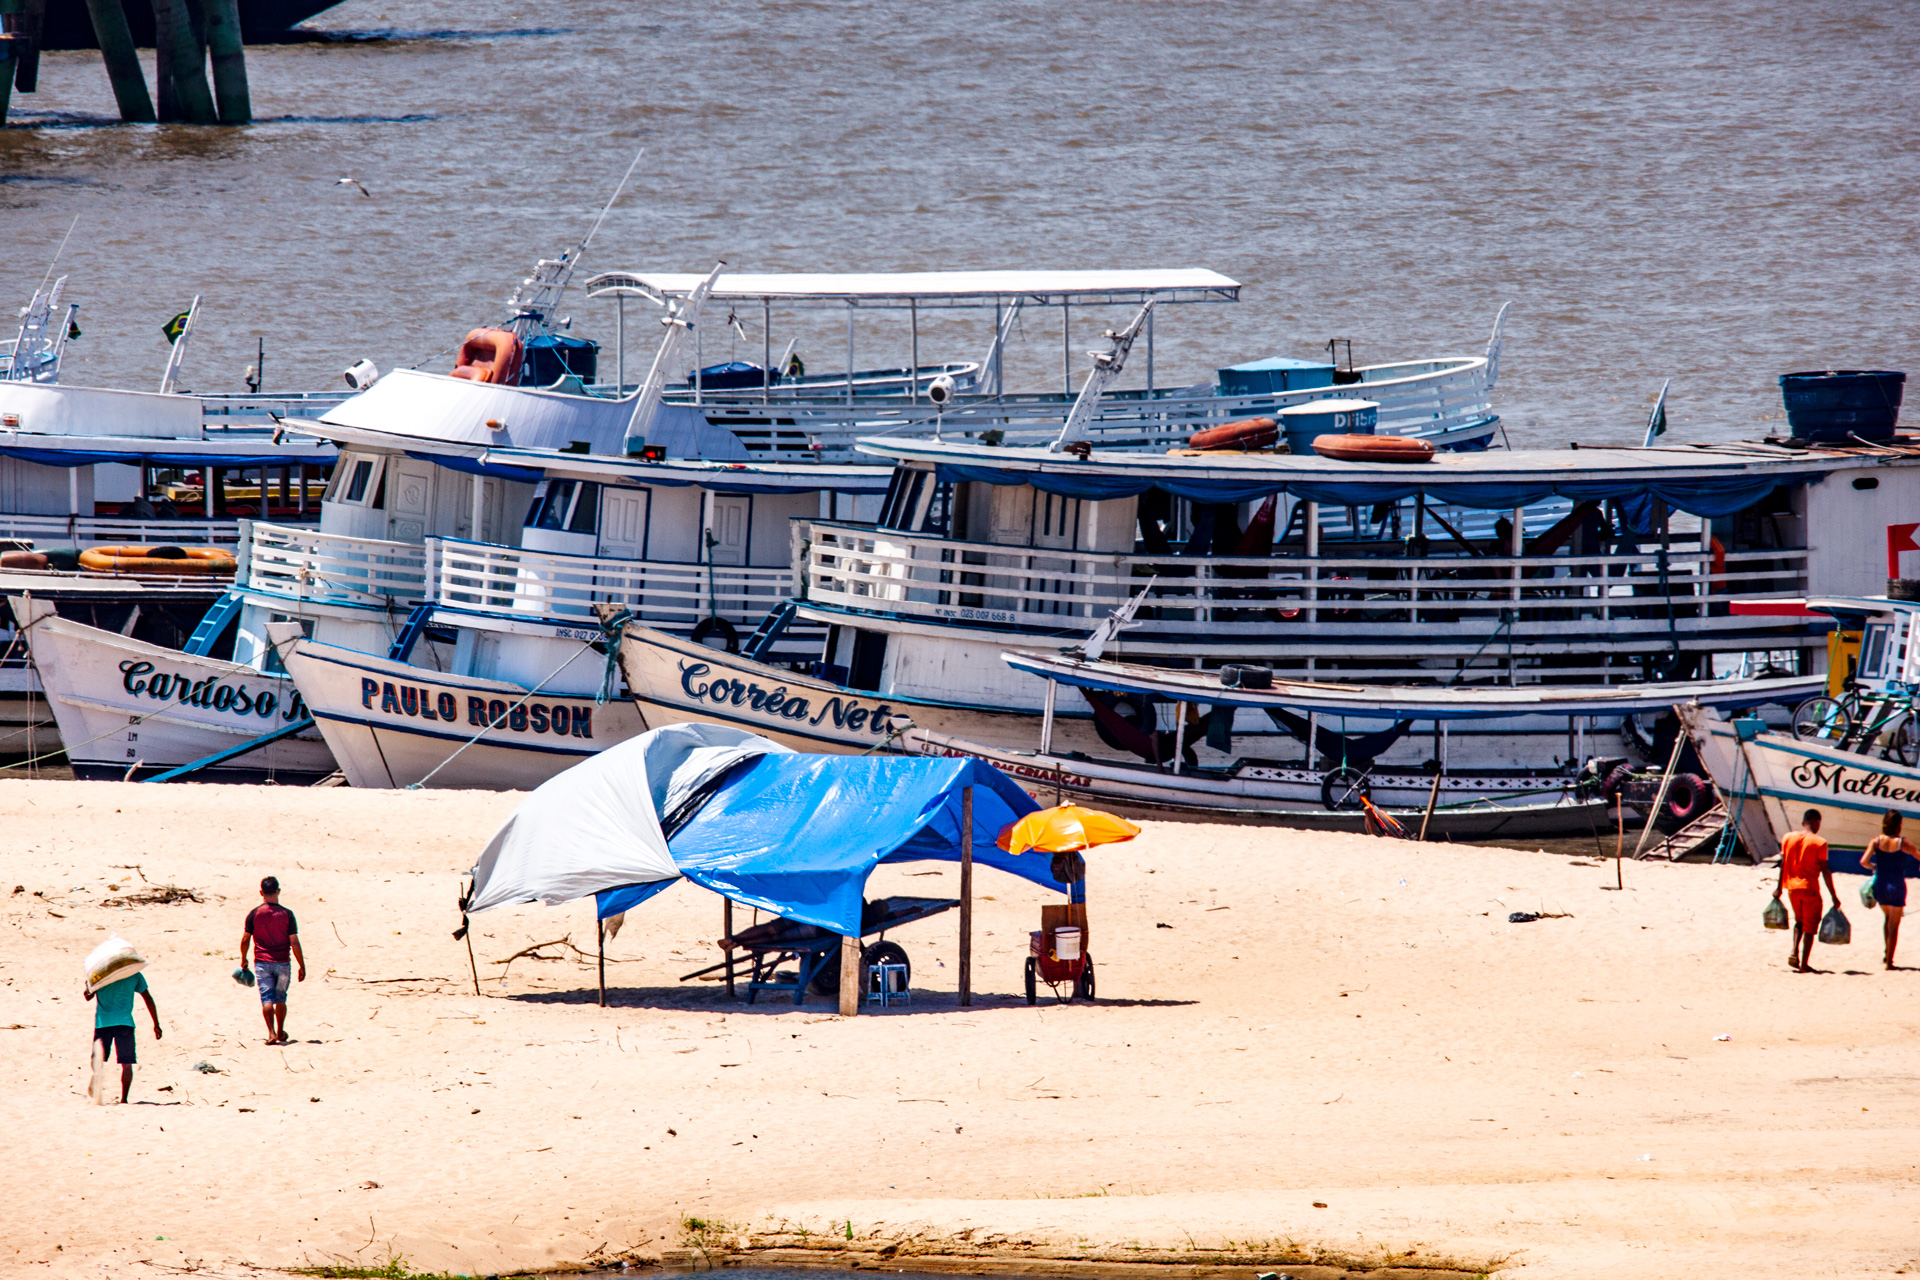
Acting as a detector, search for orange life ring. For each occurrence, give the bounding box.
[450,328,524,385]
[77,545,238,575]
[1309,434,1435,463]
[1189,417,1278,451]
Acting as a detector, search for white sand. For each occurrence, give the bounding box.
[2,779,1915,1279]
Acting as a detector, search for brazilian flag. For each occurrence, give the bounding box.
[67,318,81,340]
[161,310,192,344]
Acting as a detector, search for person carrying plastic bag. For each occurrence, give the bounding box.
[1861,808,1919,970]
[1773,808,1837,974]
[82,935,162,1105]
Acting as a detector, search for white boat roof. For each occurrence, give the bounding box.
[584,269,1241,309]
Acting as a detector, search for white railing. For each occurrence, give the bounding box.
[685,356,1496,461]
[803,521,1811,656]
[435,538,802,634]
[242,521,431,609]
[0,514,252,549]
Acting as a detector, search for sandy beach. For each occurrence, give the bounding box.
[3,778,1916,1279]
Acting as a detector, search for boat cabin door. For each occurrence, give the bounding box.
[598,487,648,562]
[705,494,750,566]
[457,475,507,543]
[387,459,433,543]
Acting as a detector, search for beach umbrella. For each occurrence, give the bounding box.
[997,803,1140,855]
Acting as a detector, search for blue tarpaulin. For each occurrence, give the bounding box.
[594,754,1060,933]
[0,446,332,468]
[933,463,1823,520]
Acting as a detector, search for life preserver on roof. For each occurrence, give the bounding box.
[1189,417,1278,452]
[450,328,525,385]
[1309,434,1435,463]
[77,545,237,575]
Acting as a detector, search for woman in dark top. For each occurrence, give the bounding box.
[1861,809,1918,969]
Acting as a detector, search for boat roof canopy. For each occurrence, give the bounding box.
[858,439,1898,519]
[584,268,1241,310]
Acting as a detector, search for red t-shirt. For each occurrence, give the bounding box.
[245,903,299,963]
[1781,831,1828,897]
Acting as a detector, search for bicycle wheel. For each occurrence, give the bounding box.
[1884,713,1920,768]
[1791,696,1852,742]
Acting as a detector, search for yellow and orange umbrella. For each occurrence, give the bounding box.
[997,804,1140,855]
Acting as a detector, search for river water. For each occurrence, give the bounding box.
[1,0,1914,444]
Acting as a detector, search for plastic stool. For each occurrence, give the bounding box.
[866,962,909,1006]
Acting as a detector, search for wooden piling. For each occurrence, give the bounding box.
[10,0,44,94]
[150,0,215,123]
[202,0,248,124]
[837,931,859,1017]
[0,36,14,129]
[84,0,156,123]
[959,785,973,1006]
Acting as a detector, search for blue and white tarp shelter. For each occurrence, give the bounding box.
[466,723,1063,936]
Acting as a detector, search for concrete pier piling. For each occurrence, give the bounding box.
[84,0,156,122]
[203,0,248,123]
[150,0,216,123]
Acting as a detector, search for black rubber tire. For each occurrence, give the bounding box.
[690,615,740,654]
[1321,766,1371,811]
[808,939,908,997]
[1073,958,1095,1002]
[1661,773,1714,830]
[1024,955,1037,1006]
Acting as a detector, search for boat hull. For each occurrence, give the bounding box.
[13,600,334,783]
[279,640,646,789]
[616,621,1606,835]
[1731,728,1920,874]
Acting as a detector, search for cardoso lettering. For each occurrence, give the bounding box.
[1789,758,1920,806]
[118,660,298,722]
[677,660,893,734]
[353,677,591,737]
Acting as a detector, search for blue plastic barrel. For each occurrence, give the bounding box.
[1278,398,1378,453]
[1217,357,1336,396]
[1778,370,1905,442]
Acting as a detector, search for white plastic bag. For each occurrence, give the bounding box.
[84,934,145,995]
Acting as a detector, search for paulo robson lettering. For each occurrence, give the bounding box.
[358,678,593,739]
[119,661,305,722]
[1789,757,1920,805]
[678,661,899,735]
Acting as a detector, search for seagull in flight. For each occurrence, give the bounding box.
[336,177,371,198]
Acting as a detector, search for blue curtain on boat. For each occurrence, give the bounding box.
[934,463,1824,520]
[0,446,330,468]
[594,754,1059,933]
[406,452,547,484]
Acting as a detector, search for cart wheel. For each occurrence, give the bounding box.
[1073,959,1095,1002]
[1024,956,1037,1006]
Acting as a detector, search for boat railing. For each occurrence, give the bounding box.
[0,514,257,550]
[434,538,810,640]
[197,391,353,425]
[693,356,1494,458]
[802,521,1811,651]
[241,521,432,608]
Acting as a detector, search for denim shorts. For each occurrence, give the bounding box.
[255,960,291,1004]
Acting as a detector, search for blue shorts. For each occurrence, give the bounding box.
[1873,877,1908,909]
[255,960,291,1004]
[94,1025,135,1064]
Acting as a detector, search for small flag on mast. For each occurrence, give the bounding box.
[1642,378,1671,447]
[161,311,193,344]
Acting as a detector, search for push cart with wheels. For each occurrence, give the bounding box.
[1025,885,1094,1004]
[698,895,957,1006]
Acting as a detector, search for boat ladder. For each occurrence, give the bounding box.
[740,598,799,663]
[387,602,438,662]
[181,589,246,656]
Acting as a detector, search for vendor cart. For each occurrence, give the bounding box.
[1026,892,1093,1003]
[695,895,957,1006]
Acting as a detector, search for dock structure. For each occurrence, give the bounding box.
[0,0,248,127]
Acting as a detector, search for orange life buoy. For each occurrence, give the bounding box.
[1309,434,1435,463]
[449,328,524,385]
[77,545,238,575]
[1189,417,1278,451]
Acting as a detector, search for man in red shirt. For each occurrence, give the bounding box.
[240,876,305,1044]
[1775,809,1836,973]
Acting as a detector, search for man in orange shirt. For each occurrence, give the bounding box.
[1775,809,1836,973]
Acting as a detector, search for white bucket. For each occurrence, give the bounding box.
[1054,926,1082,962]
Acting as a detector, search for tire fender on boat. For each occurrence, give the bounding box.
[1309,434,1436,463]
[1189,417,1278,451]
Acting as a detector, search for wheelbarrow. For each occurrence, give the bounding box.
[684,895,957,1006]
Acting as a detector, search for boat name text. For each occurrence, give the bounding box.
[118,661,306,722]
[679,661,899,734]
[358,679,594,738]
[1788,758,1920,807]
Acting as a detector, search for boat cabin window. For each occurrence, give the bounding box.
[1858,623,1892,682]
[526,480,601,534]
[325,454,385,509]
[877,468,949,534]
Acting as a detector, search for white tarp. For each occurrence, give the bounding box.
[584,268,1242,306]
[466,722,789,914]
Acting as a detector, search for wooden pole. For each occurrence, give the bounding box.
[0,37,13,129]
[202,0,249,124]
[723,899,735,1000]
[959,785,973,1007]
[1418,762,1444,842]
[837,930,859,1017]
[84,0,156,122]
[597,919,606,1007]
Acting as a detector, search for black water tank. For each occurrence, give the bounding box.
[1778,370,1905,442]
